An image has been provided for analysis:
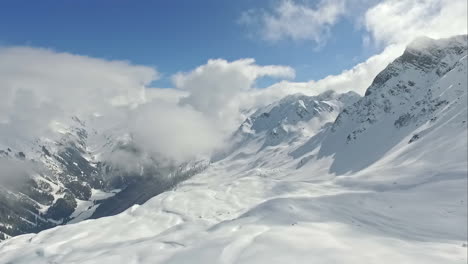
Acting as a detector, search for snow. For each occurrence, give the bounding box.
[0,140,466,263]
[0,35,466,264]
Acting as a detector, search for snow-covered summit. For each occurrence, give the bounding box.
[318,34,468,174]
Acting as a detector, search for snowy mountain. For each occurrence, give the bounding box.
[0,35,466,263]
[214,90,360,161]
[319,34,468,175]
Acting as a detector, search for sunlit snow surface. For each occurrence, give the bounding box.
[1,135,466,263]
[0,36,467,263]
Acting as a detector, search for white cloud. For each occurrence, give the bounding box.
[0,158,34,185]
[243,44,403,104]
[0,46,158,142]
[173,58,295,131]
[145,87,188,104]
[239,0,346,46]
[0,46,211,167]
[365,0,468,47]
[127,100,223,163]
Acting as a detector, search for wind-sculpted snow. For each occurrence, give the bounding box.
[0,35,467,263]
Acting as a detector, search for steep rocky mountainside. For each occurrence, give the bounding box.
[317,34,467,174]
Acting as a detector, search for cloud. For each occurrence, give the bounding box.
[96,98,223,170]
[145,87,188,104]
[98,58,295,165]
[239,0,346,46]
[364,0,468,47]
[0,46,158,142]
[0,159,31,186]
[173,58,295,131]
[0,46,226,165]
[242,43,403,105]
[127,100,223,163]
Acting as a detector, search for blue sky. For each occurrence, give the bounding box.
[0,0,378,87]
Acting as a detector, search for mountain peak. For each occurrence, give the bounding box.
[322,34,467,174]
[366,34,467,97]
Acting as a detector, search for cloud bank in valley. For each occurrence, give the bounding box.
[0,46,157,142]
[174,58,295,132]
[0,47,295,166]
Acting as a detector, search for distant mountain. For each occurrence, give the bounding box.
[214,90,360,161]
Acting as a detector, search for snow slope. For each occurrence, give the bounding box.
[0,35,466,264]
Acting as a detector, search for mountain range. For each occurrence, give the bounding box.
[0,35,467,263]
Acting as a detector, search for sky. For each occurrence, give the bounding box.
[0,0,467,164]
[0,0,374,87]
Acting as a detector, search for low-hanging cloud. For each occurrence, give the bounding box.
[0,46,158,143]
[364,0,467,47]
[0,158,37,187]
[128,100,224,163]
[174,58,295,132]
[249,44,403,100]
